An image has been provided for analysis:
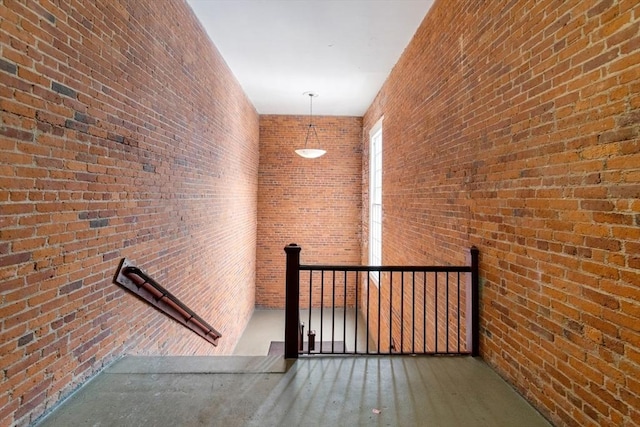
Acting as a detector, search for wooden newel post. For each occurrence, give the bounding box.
[284,243,301,359]
[467,246,480,357]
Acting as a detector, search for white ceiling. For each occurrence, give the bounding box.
[186,0,434,116]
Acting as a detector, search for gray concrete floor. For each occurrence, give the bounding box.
[35,310,553,427]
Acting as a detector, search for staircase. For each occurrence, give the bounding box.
[108,354,289,374]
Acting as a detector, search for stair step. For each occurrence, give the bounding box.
[106,355,290,374]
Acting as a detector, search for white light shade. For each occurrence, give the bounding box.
[295,148,326,159]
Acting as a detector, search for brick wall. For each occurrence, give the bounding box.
[0,1,259,425]
[363,0,640,425]
[257,115,362,307]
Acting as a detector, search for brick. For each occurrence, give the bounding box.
[587,0,614,18]
[51,81,77,98]
[0,252,32,267]
[581,287,620,310]
[584,237,621,251]
[59,280,83,296]
[73,111,96,125]
[88,218,108,228]
[0,126,34,142]
[0,57,17,74]
[583,48,619,73]
[2,0,638,425]
[17,332,34,347]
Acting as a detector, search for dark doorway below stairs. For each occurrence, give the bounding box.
[268,341,345,355]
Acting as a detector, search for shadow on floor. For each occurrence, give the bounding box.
[35,309,552,426]
[35,355,551,427]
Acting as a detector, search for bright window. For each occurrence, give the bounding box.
[369,118,383,269]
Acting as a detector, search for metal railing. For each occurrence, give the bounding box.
[284,245,479,358]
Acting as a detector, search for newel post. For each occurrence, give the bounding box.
[467,246,480,357]
[284,243,301,359]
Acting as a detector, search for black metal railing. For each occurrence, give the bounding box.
[284,245,479,358]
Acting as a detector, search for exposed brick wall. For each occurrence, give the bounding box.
[257,115,362,307]
[0,1,258,425]
[363,0,640,426]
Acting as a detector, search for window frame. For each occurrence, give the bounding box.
[369,117,383,278]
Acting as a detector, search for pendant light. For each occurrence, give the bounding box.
[295,92,326,159]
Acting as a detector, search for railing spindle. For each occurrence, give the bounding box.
[377,272,381,355]
[320,271,324,353]
[423,272,427,353]
[446,272,449,353]
[354,271,359,354]
[331,270,336,353]
[469,246,480,357]
[412,271,416,354]
[400,272,404,353]
[457,272,461,353]
[366,273,370,354]
[434,272,438,353]
[389,272,393,354]
[308,270,313,355]
[343,270,347,354]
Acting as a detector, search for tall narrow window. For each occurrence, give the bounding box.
[369,118,383,268]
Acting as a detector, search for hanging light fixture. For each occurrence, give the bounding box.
[295,92,326,159]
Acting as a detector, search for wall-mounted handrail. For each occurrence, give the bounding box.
[113,258,221,346]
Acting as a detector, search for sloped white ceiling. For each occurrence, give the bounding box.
[187,0,434,116]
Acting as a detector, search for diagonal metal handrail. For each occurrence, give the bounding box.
[113,258,221,346]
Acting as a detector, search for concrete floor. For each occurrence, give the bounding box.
[35,310,553,427]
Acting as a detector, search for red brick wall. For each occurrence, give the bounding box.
[364,0,640,426]
[0,1,258,425]
[257,115,362,307]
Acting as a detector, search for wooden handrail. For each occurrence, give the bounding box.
[113,258,221,346]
